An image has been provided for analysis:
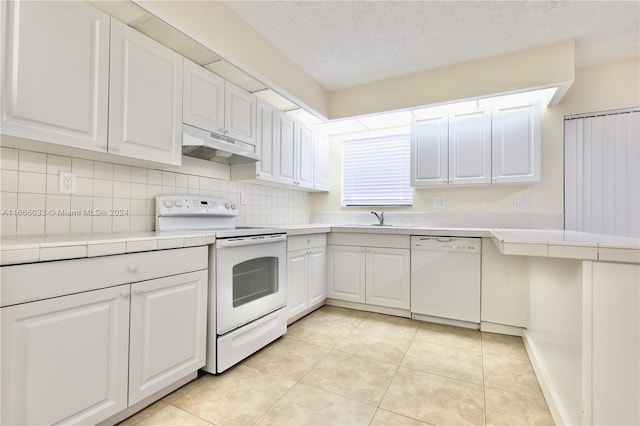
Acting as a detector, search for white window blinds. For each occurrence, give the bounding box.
[564,109,640,238]
[342,134,413,206]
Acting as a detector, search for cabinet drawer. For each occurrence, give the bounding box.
[1,246,208,307]
[288,234,327,252]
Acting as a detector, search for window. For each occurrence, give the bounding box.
[342,134,413,206]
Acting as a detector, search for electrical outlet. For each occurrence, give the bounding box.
[513,196,529,209]
[240,192,248,205]
[59,172,77,194]
[433,197,446,208]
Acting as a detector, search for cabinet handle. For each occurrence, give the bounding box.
[120,291,130,298]
[134,288,144,295]
[127,265,138,273]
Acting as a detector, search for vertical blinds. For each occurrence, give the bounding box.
[342,134,413,206]
[564,109,640,238]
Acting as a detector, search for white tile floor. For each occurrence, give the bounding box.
[120,306,554,425]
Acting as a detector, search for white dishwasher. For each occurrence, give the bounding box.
[410,236,481,328]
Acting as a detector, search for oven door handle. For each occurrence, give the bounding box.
[216,234,287,248]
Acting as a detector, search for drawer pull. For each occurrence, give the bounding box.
[127,266,138,273]
[120,291,130,298]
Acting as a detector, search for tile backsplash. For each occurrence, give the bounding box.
[0,147,311,236]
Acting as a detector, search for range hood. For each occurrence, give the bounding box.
[182,124,261,165]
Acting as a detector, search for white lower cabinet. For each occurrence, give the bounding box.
[287,234,327,324]
[1,285,130,426]
[0,247,207,425]
[365,247,411,310]
[326,233,410,311]
[326,245,366,304]
[128,271,207,405]
[480,238,529,330]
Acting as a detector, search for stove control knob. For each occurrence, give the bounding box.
[162,199,173,208]
[230,203,236,210]
[224,202,230,209]
[174,199,183,208]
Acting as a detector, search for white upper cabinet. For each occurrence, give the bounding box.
[296,124,314,188]
[255,99,279,181]
[313,133,330,191]
[232,107,324,191]
[1,1,110,151]
[277,112,297,185]
[411,114,449,186]
[109,19,183,166]
[448,109,492,185]
[225,82,257,145]
[183,59,225,134]
[411,109,491,187]
[492,102,541,183]
[183,60,257,146]
[411,101,540,187]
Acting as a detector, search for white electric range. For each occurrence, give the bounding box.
[156,195,287,373]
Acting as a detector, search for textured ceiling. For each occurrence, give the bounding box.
[226,1,640,90]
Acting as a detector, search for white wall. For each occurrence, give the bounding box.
[310,58,640,229]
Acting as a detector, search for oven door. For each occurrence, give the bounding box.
[215,234,287,335]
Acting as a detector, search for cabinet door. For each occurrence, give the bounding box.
[225,82,256,145]
[277,112,296,185]
[411,115,449,186]
[449,110,491,185]
[1,285,129,426]
[256,99,279,181]
[1,1,109,151]
[492,102,540,183]
[183,59,225,134]
[287,249,309,320]
[109,19,183,165]
[128,270,207,405]
[297,124,314,188]
[326,245,366,303]
[308,247,327,307]
[365,248,410,309]
[313,133,330,191]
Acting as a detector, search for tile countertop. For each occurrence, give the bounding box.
[311,224,640,264]
[0,231,217,266]
[1,225,638,266]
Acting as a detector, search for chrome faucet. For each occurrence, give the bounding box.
[371,211,384,226]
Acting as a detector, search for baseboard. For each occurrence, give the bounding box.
[481,321,524,336]
[325,299,411,318]
[413,313,480,330]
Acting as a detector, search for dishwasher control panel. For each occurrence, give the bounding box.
[411,236,481,253]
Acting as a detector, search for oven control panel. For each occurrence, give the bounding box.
[156,195,238,217]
